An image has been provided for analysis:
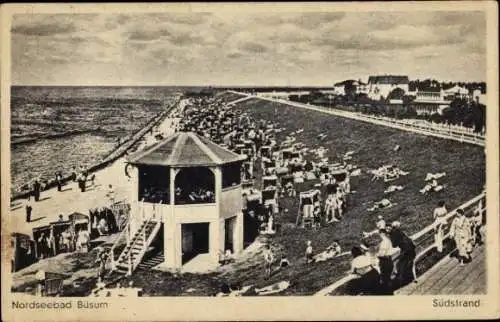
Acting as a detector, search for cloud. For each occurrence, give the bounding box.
[127,30,163,41]
[10,10,488,85]
[239,41,268,54]
[144,12,212,25]
[168,33,204,46]
[428,11,485,26]
[12,21,75,36]
[288,12,345,29]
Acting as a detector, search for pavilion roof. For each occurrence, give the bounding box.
[127,132,246,167]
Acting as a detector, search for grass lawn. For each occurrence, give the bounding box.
[227,97,484,295]
[13,95,484,297]
[127,96,485,296]
[134,96,484,296]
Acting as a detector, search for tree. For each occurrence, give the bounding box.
[387,88,405,101]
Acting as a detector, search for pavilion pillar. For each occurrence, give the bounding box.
[129,165,140,236]
[234,211,244,255]
[212,167,223,264]
[164,167,180,270]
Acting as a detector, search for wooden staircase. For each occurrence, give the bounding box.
[137,252,164,270]
[110,218,162,275]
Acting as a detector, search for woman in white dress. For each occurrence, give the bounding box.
[433,200,448,252]
[449,208,473,266]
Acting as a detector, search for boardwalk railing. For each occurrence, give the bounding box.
[315,192,486,296]
[229,91,485,147]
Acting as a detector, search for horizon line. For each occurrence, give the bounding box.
[11,80,487,88]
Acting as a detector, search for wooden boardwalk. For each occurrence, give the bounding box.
[397,244,486,295]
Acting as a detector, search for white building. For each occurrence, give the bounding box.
[443,84,469,100]
[333,80,362,96]
[333,82,346,96]
[367,75,409,100]
[119,132,246,273]
[411,86,450,115]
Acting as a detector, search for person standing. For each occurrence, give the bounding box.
[71,166,77,182]
[47,232,55,257]
[263,244,274,279]
[305,240,314,264]
[95,250,109,283]
[388,221,416,288]
[33,179,41,202]
[107,185,115,204]
[25,196,33,223]
[77,172,84,192]
[433,200,448,253]
[377,228,395,294]
[449,208,473,266]
[471,201,484,246]
[55,172,63,192]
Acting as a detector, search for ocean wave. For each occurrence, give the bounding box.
[11,128,117,146]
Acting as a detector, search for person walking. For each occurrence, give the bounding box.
[433,200,448,253]
[449,208,473,266]
[25,196,33,223]
[388,221,416,288]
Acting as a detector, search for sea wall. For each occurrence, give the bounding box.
[10,98,181,202]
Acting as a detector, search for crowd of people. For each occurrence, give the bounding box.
[34,214,91,260]
[23,165,97,224]
[354,219,416,295]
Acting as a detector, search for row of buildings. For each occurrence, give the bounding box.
[332,75,486,115]
[253,75,486,116]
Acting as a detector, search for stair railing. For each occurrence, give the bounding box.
[131,201,163,272]
[110,199,144,272]
[123,200,164,274]
[109,216,131,271]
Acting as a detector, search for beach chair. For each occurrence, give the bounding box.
[261,188,278,215]
[296,190,322,227]
[280,175,296,197]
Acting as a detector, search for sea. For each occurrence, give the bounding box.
[10,86,182,195]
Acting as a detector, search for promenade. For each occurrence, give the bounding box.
[397,244,486,295]
[9,109,179,238]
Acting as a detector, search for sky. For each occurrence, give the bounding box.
[11,10,487,86]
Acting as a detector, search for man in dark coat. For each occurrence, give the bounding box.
[33,179,41,201]
[388,221,416,288]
